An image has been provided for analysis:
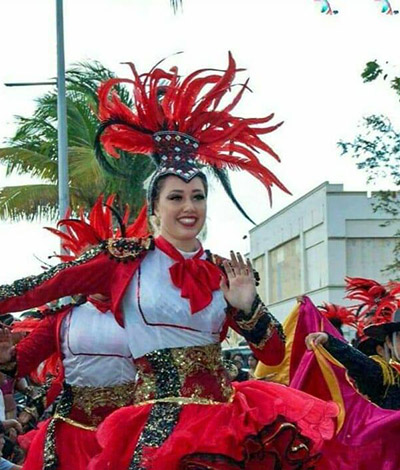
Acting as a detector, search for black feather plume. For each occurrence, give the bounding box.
[103,203,126,238]
[94,119,153,177]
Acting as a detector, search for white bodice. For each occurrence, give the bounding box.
[60,302,137,387]
[122,246,227,359]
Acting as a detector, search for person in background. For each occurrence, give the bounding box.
[0,430,21,470]
[232,353,249,382]
[0,419,22,470]
[306,307,400,410]
[0,197,142,470]
[247,354,258,379]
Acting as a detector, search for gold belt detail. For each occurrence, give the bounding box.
[70,381,136,416]
[53,413,97,431]
[134,391,235,407]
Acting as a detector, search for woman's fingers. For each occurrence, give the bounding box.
[236,252,247,274]
[305,332,328,350]
[223,260,235,280]
[305,334,315,350]
[229,251,252,277]
[229,251,239,274]
[246,257,255,279]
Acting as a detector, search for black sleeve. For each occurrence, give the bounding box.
[324,334,385,403]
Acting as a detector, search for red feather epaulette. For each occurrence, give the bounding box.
[45,195,150,262]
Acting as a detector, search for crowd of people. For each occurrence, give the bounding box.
[0,54,398,469]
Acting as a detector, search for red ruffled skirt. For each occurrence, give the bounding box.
[20,418,100,470]
[89,380,338,470]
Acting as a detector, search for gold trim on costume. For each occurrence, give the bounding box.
[71,381,136,416]
[53,413,97,431]
[134,391,235,407]
[235,303,264,331]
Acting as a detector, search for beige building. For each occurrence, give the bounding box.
[249,182,400,322]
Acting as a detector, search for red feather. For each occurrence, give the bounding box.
[46,196,149,261]
[97,53,288,202]
[345,276,400,327]
[318,303,357,328]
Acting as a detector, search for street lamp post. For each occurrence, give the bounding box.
[5,0,69,254]
[56,0,69,221]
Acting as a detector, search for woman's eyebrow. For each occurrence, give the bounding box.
[167,190,184,194]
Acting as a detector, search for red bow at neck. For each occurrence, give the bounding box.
[155,236,222,314]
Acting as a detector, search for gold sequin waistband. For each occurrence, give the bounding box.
[70,381,136,417]
[134,344,233,404]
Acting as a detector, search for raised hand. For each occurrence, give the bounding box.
[0,326,16,364]
[220,251,257,313]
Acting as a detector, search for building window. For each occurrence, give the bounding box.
[253,254,266,302]
[346,238,397,281]
[305,242,325,291]
[269,238,301,303]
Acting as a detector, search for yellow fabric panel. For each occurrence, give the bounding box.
[254,303,300,385]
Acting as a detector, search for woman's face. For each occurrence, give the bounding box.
[154,176,207,247]
[248,356,258,369]
[387,331,400,359]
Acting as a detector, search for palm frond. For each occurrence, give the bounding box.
[0,148,57,181]
[0,184,59,221]
[170,0,182,12]
[0,60,151,221]
[68,146,105,196]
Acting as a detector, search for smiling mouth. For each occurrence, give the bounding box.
[177,217,198,227]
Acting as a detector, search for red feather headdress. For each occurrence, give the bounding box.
[344,276,399,321]
[344,276,400,346]
[95,52,289,223]
[318,302,357,328]
[45,195,149,262]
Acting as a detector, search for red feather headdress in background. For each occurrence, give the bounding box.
[318,302,357,329]
[344,276,399,322]
[95,52,290,223]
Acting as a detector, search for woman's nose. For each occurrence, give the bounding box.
[182,199,195,212]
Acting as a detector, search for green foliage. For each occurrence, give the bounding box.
[339,61,400,278]
[0,61,154,221]
[361,60,383,83]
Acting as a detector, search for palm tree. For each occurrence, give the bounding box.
[170,0,182,12]
[0,61,154,221]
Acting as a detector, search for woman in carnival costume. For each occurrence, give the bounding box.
[0,54,337,469]
[306,276,400,409]
[0,197,147,470]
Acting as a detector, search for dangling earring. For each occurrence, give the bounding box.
[150,214,161,234]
